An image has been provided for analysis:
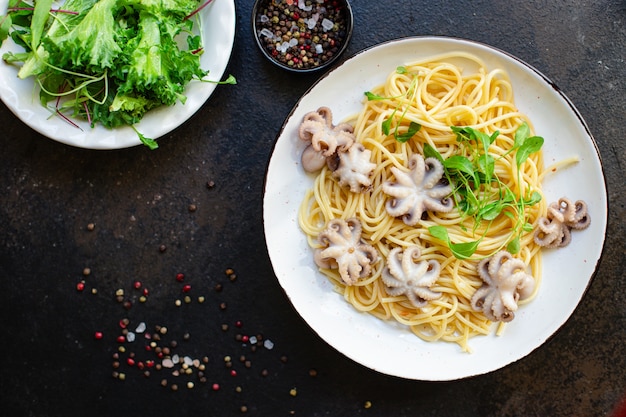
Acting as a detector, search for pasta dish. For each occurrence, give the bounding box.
[297,52,547,352]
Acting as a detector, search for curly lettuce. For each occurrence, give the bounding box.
[0,0,235,149]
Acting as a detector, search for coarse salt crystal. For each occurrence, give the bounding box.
[276,42,289,54]
[264,339,274,350]
[289,38,298,47]
[172,354,180,364]
[260,28,275,40]
[314,43,324,54]
[183,356,193,366]
[126,332,135,342]
[260,15,269,23]
[298,0,312,11]
[135,322,146,333]
[162,358,174,368]
[249,336,258,344]
[306,13,319,29]
[321,18,334,31]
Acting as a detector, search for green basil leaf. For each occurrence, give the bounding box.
[488,130,499,145]
[525,191,542,205]
[450,240,480,259]
[395,121,421,143]
[477,154,494,182]
[396,66,408,74]
[507,237,521,254]
[477,201,503,221]
[382,117,391,135]
[516,135,544,167]
[451,125,474,143]
[428,225,450,243]
[475,130,493,154]
[514,122,531,148]
[423,143,443,162]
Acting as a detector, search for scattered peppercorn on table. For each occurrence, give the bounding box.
[0,0,624,416]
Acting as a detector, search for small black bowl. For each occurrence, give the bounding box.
[252,0,353,73]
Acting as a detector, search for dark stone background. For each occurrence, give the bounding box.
[1,0,624,416]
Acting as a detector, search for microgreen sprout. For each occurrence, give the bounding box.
[364,66,422,143]
[363,65,544,259]
[425,123,543,259]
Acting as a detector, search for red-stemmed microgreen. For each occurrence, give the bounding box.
[185,0,215,21]
[2,0,236,149]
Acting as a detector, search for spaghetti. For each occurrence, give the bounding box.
[298,52,546,351]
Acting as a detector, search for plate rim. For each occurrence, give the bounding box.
[0,0,236,149]
[262,35,609,381]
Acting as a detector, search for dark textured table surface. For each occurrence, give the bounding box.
[1,1,625,416]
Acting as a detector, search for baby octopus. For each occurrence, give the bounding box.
[328,143,377,193]
[314,218,379,286]
[299,107,375,192]
[471,251,536,322]
[382,154,454,226]
[381,246,442,308]
[299,106,355,172]
[534,197,591,248]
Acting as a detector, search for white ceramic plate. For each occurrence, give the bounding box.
[0,0,235,149]
[263,37,608,381]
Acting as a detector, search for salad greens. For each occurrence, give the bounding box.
[0,0,236,149]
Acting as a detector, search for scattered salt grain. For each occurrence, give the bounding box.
[172,354,180,364]
[314,43,324,54]
[162,358,174,368]
[249,336,258,344]
[260,14,269,23]
[183,356,193,366]
[126,332,136,342]
[135,322,146,333]
[263,339,274,350]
